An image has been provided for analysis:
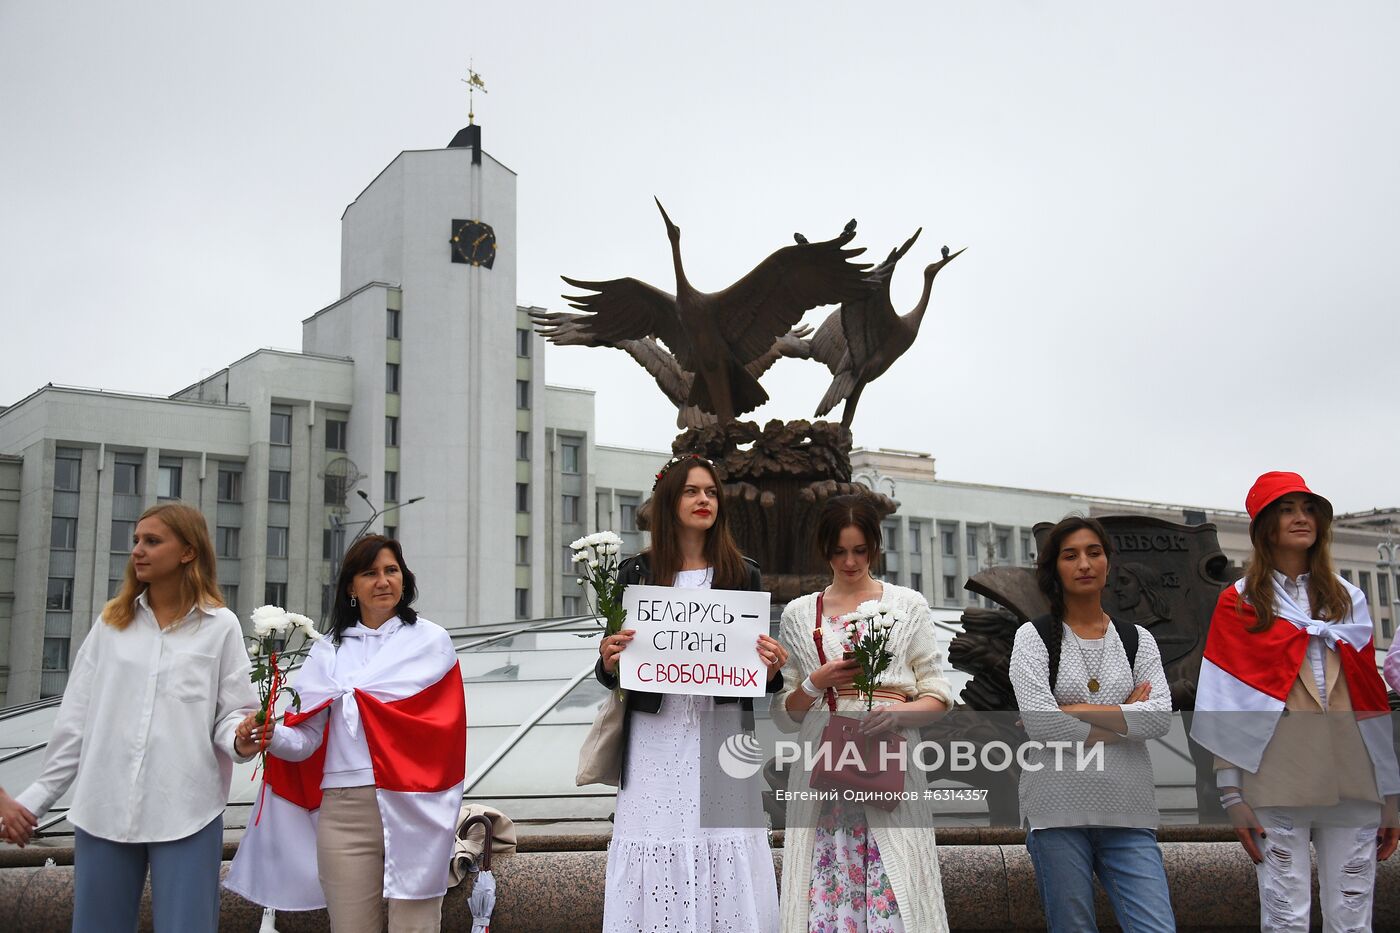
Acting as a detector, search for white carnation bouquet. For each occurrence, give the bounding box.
[570,531,627,637]
[246,605,321,768]
[840,600,905,710]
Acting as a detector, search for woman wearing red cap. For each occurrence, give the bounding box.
[1192,472,1400,932]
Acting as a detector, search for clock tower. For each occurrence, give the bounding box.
[301,123,525,626]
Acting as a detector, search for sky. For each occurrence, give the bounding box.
[2,2,1397,513]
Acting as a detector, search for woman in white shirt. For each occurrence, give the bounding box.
[594,454,787,933]
[229,534,466,933]
[0,502,257,933]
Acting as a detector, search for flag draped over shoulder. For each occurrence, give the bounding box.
[225,621,467,911]
[1191,577,1398,795]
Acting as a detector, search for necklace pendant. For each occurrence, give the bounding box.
[1087,677,1101,693]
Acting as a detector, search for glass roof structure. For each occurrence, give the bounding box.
[0,609,1206,846]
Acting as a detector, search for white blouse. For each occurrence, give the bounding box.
[268,617,403,787]
[16,593,257,842]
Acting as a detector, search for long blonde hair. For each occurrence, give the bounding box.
[1242,496,1351,632]
[103,502,224,629]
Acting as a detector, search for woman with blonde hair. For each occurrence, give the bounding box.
[1193,472,1399,931]
[0,501,257,932]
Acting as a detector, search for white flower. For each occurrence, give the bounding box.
[251,605,293,637]
[569,537,587,550]
[588,559,599,569]
[577,577,586,586]
[572,551,588,563]
[855,599,881,618]
[286,612,322,641]
[876,602,891,616]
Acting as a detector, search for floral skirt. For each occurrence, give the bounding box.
[807,801,905,933]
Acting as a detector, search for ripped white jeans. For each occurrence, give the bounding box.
[1253,801,1381,933]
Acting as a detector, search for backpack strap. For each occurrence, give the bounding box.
[1112,618,1139,672]
[1029,614,1060,692]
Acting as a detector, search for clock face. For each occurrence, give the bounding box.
[450,219,497,268]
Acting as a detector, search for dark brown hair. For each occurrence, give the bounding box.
[1242,495,1350,632]
[331,535,419,642]
[1035,515,1113,622]
[814,494,884,574]
[644,457,747,588]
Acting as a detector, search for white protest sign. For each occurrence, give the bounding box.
[619,584,771,697]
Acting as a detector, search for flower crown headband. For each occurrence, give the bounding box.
[653,453,712,491]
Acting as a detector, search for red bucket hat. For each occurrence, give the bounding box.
[1245,471,1333,525]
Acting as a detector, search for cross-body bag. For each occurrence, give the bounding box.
[807,593,907,811]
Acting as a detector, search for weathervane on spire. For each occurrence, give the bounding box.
[462,62,488,125]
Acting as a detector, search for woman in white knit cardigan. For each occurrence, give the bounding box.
[772,495,954,933]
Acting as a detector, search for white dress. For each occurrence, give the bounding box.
[603,567,780,933]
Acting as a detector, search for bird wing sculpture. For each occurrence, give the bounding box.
[714,222,873,368]
[545,204,873,424]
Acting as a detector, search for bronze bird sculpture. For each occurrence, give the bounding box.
[810,228,964,430]
[542,200,874,424]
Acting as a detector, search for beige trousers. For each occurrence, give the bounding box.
[316,786,443,933]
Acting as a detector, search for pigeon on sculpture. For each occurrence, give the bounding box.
[942,245,951,259]
[540,201,874,424]
[810,228,964,429]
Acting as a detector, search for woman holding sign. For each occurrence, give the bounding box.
[772,494,953,933]
[595,453,786,933]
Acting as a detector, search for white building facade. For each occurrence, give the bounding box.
[2,127,1395,705]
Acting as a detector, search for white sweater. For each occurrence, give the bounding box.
[772,582,953,933]
[1009,620,1172,829]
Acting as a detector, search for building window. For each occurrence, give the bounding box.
[943,575,957,602]
[516,327,531,358]
[108,578,122,599]
[270,410,292,445]
[216,526,240,558]
[111,519,136,553]
[882,522,898,552]
[966,528,978,556]
[322,528,345,561]
[113,461,141,495]
[157,464,182,500]
[996,530,1011,561]
[561,440,581,475]
[386,363,401,394]
[384,471,399,502]
[1382,617,1394,639]
[268,469,291,502]
[1340,569,1353,583]
[42,638,70,672]
[1380,572,1391,609]
[50,516,78,550]
[562,494,581,524]
[910,571,923,594]
[619,496,639,533]
[908,522,923,554]
[941,528,956,558]
[326,419,348,451]
[516,379,530,410]
[384,524,397,541]
[46,577,74,611]
[516,535,530,565]
[1358,571,1373,602]
[222,584,238,614]
[387,307,402,339]
[1021,530,1034,565]
[563,595,581,615]
[385,416,400,447]
[267,526,289,558]
[265,581,287,607]
[516,430,530,461]
[515,588,529,619]
[516,482,529,513]
[54,455,81,491]
[217,468,243,502]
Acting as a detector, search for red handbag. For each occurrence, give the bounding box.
[807,594,906,811]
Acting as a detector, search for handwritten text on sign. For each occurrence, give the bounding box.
[619,585,771,697]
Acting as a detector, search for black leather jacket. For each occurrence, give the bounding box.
[593,553,783,789]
